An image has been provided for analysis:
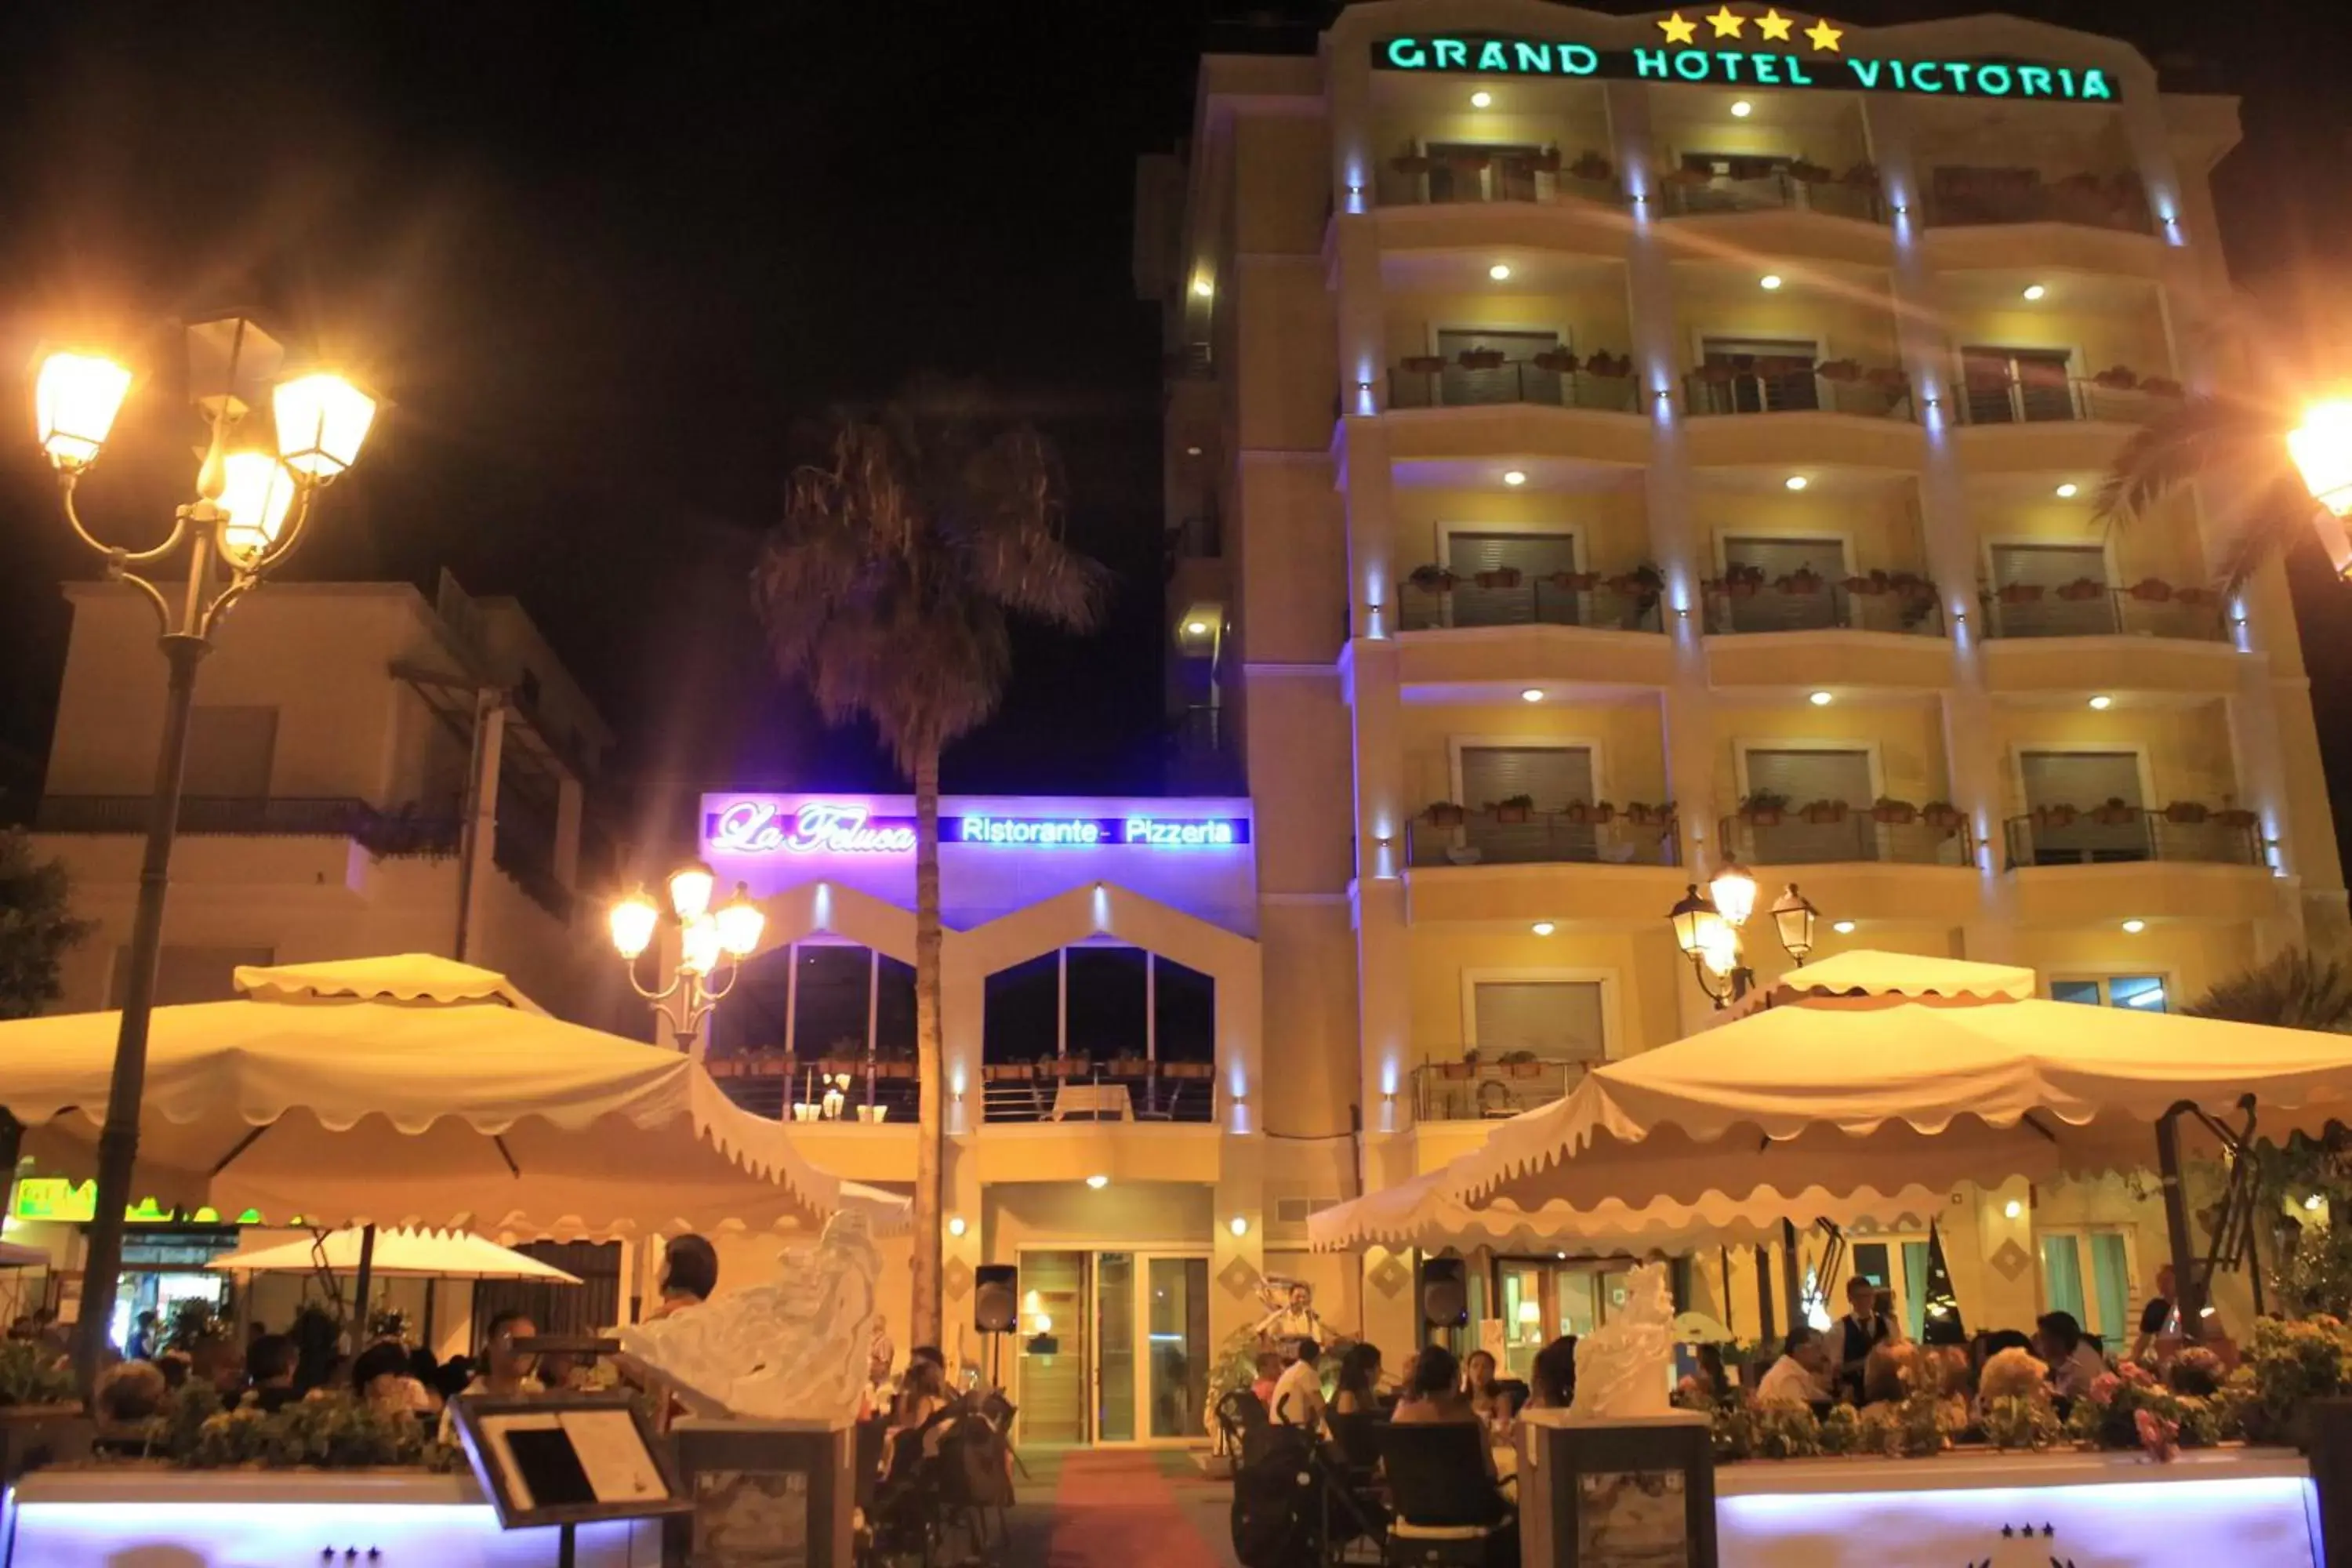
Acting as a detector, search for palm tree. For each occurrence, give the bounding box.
[2095,394,2332,592]
[751,381,1109,1345]
[2185,946,2352,1030]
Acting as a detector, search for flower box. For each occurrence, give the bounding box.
[1531,350,1581,374]
[1547,570,1600,592]
[2055,578,2107,602]
[1843,572,1889,596]
[2036,804,2080,828]
[1584,352,1631,378]
[2129,579,2175,603]
[1566,800,1615,826]
[2163,801,2210,825]
[1401,354,1446,376]
[983,1062,1033,1082]
[1921,802,1963,829]
[1490,796,1535,825]
[1568,152,1613,183]
[1817,358,1863,383]
[1108,1055,1149,1077]
[2089,799,2140,826]
[1504,1060,1545,1080]
[1777,568,1824,596]
[2215,808,2260,829]
[2091,365,2140,390]
[873,1060,916,1080]
[1998,583,2045,604]
[1740,797,1788,827]
[1802,800,1849,825]
[1425,802,1468,828]
[1406,564,1457,593]
[1457,348,1507,370]
[1624,803,1665,826]
[1439,1060,1476,1080]
[1871,799,1918,826]
[1160,1061,1214,1080]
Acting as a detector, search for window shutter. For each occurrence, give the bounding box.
[1700,337,1820,413]
[1990,543,2114,636]
[2019,750,2149,864]
[1436,328,1563,408]
[1742,749,1875,862]
[1460,746,1594,810]
[1722,535,1846,631]
[1445,532,1577,628]
[1472,980,1606,1063]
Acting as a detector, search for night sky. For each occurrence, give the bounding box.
[0,1,2349,870]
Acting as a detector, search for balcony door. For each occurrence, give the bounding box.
[1722,535,1848,632]
[1425,141,1544,204]
[2018,750,2150,864]
[1699,336,1819,413]
[1988,543,2115,637]
[1740,747,1877,862]
[1443,528,1580,628]
[1436,328,1562,408]
[1469,978,1607,1069]
[1457,743,1598,863]
[1960,346,2074,425]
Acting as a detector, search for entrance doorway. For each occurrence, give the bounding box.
[1014,1249,1210,1446]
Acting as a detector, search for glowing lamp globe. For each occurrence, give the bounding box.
[714,883,765,959]
[216,452,297,562]
[274,372,378,481]
[1708,860,1759,929]
[34,350,133,472]
[666,861,717,922]
[2288,399,2352,517]
[1770,882,1819,961]
[608,891,660,960]
[1668,884,1726,957]
[678,914,722,978]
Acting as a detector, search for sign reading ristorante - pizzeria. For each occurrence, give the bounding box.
[1375,9,2119,102]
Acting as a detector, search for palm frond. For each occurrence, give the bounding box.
[2094,395,2293,528]
[2186,947,2352,1031]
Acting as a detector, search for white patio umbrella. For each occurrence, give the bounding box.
[206,1227,584,1284]
[0,954,888,1243]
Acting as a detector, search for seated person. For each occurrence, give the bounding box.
[96,1359,168,1427]
[1250,1350,1283,1410]
[245,1333,302,1413]
[1330,1344,1383,1417]
[1526,1336,1577,1414]
[1859,1341,1918,1410]
[1462,1348,1501,1423]
[2034,1312,2107,1401]
[1755,1327,1832,1407]
[1391,1345,1494,1479]
[1270,1338,1327,1429]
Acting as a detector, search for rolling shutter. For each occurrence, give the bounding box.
[1723,535,1846,631]
[2019,750,2149,863]
[1472,981,1607,1064]
[1743,748,1875,862]
[1436,328,1562,407]
[1460,745,1596,863]
[1989,543,2114,636]
[1446,531,1578,628]
[1961,347,2074,425]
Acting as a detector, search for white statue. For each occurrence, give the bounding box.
[1566,1261,1676,1422]
[619,1210,881,1424]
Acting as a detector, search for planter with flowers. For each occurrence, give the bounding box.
[1425,801,1468,828]
[2163,800,2210,825]
[1871,797,1918,826]
[1457,347,1507,371]
[2035,803,2080,829]
[1998,581,2045,605]
[2089,796,2140,826]
[2216,800,2260,830]
[1775,567,1825,597]
[1566,800,1615,826]
[1490,794,1536,826]
[1921,800,1964,830]
[1721,562,1766,599]
[2129,578,2176,603]
[1474,566,1524,590]
[1623,802,1671,827]
[2056,576,2107,602]
[1738,790,1790,828]
[1401,354,1446,376]
[1531,348,1581,375]
[1406,564,1457,593]
[1545,569,1601,592]
[1801,799,1849,825]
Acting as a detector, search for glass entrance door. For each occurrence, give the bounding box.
[1094,1253,1137,1443]
[1145,1256,1209,1440]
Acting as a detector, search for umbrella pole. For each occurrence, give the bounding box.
[353,1225,378,1345]
[2155,1105,2205,1341]
[1780,1221,1804,1335]
[1754,1243,1777,1346]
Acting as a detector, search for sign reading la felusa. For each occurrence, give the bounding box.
[1374,35,2119,103]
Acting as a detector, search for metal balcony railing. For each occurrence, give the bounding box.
[1716,810,1974,868]
[1701,581,1945,637]
[1683,369,1914,420]
[1408,808,1681,870]
[1377,155,1622,211]
[1923,170,2154,234]
[1395,575,1665,635]
[34,794,462,858]
[1412,1058,1588,1122]
[1976,585,2228,642]
[2002,810,2264,870]
[976,1060,1217,1124]
[1388,362,1639,413]
[706,1054,924,1124]
[1957,373,2182,427]
[1654,170,1885,223]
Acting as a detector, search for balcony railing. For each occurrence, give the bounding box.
[1717,809,1974,868]
[1702,579,1945,637]
[1408,808,1681,870]
[1412,1058,1588,1122]
[1976,584,2228,642]
[1388,362,1639,413]
[1957,372,2183,427]
[977,1060,1217,1124]
[1395,574,1665,635]
[2002,809,2263,870]
[1924,170,2154,234]
[706,1055,923,1124]
[1654,170,1884,223]
[35,794,461,858]
[1683,368,1914,420]
[1377,154,1622,210]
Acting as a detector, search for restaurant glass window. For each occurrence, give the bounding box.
[983,954,1061,1064]
[2042,1231,2133,1345]
[792,946,873,1062]
[2053,975,2169,1011]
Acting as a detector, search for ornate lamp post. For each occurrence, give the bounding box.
[2287,400,2352,576]
[34,319,378,1392]
[609,861,766,1050]
[1668,866,1822,1009]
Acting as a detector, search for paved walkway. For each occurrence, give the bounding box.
[1004,1448,1240,1568]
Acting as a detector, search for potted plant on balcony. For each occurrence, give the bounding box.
[1440,1050,1479,1080]
[1401,353,1446,375]
[2163,800,2211,825]
[1457,347,1508,370]
[2215,798,2260,829]
[1871,797,1918,826]
[1490,793,1536,826]
[873,1055,916,1080]
[1584,350,1632,378]
[1425,800,1468,828]
[2128,578,2176,603]
[1162,1058,1214,1080]
[1788,158,1835,185]
[2091,365,2140,390]
[1889,571,1936,603]
[1498,1050,1545,1080]
[1566,799,1616,826]
[982,1061,1034,1082]
[2055,576,2106,602]
[1802,798,1850,825]
[1109,1051,1149,1077]
[1407,563,1457,593]
[1569,150,1613,183]
[1817,358,1863,383]
[1777,566,1825,597]
[1609,564,1664,599]
[1623,801,1665,826]
[2140,376,2184,399]
[2089,797,2140,826]
[1922,800,1964,830]
[1738,789,1791,827]
[1392,151,1434,175]
[2034,802,2080,829]
[1998,580,2045,605]
[1532,347,1581,374]
[1475,565,1524,590]
[1546,568,1601,592]
[1722,562,1766,599]
[1843,570,1890,597]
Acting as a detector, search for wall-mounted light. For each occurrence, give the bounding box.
[2003,1199,2024,1220]
[1531,921,1555,937]
[948,1216,968,1238]
[1192,278,1214,299]
[2122,919,2147,935]
[1086,1174,1110,1189]
[1229,1216,1250,1236]
[1730,99,1753,118]
[1759,273,1784,291]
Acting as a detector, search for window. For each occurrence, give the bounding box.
[1988,543,2115,637]
[110,946,272,1007]
[1961,346,2074,425]
[1152,956,1215,1065]
[982,953,1060,1064]
[1741,748,1876,863]
[1700,337,1820,414]
[982,949,1218,1066]
[1846,1237,1933,1341]
[793,946,872,1062]
[710,943,916,1062]
[1470,979,1606,1064]
[2053,975,2169,1011]
[1425,141,1544,204]
[1435,328,1562,408]
[1457,745,1599,863]
[1066,947,1148,1058]
[2018,750,2149,865]
[2042,1230,2135,1344]
[1444,531,1579,628]
[1722,536,1847,632]
[181,706,277,797]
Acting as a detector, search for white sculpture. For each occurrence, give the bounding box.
[1566,1261,1676,1423]
[619,1210,881,1423]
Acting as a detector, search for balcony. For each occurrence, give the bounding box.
[707,1054,922,1124]
[1976,582,2228,643]
[1655,168,1884,223]
[977,1060,1217,1124]
[1165,511,1221,562]
[1958,369,2183,428]
[35,794,460,858]
[2002,807,2264,871]
[1396,571,1664,636]
[1716,805,1974,868]
[1411,1058,1587,1123]
[1388,358,1639,414]
[1682,363,1914,421]
[1701,576,1944,637]
[1408,806,1680,870]
[1377,148,1621,211]
[1924,168,2154,236]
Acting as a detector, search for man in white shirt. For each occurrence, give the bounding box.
[1270,1338,1327,1429]
[1755,1327,1832,1406]
[1256,1283,1324,1350]
[2035,1311,2108,1399]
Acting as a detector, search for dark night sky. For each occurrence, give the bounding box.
[0,1,2350,868]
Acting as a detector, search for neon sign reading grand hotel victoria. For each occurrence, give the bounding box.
[708,800,1248,855]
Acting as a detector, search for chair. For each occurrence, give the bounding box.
[1376,1422,1512,1568]
[1323,1412,1391,1563]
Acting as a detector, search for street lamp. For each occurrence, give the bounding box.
[34,318,378,1396]
[2286,400,2352,575]
[1668,875,1827,1009]
[611,862,766,1049]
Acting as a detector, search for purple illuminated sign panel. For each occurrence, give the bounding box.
[707,800,1248,855]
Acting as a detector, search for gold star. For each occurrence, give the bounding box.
[1755,8,1794,41]
[1706,5,1746,37]
[1658,11,1698,44]
[1805,17,1844,51]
